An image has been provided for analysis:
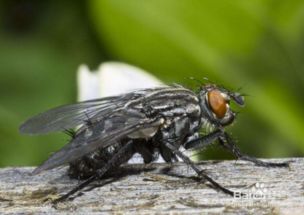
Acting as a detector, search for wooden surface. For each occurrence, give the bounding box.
[0,158,303,214]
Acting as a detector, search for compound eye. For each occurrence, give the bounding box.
[207,90,227,119]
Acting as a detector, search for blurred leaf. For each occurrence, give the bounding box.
[0,1,103,167]
[268,0,304,42]
[89,0,304,157]
[89,0,265,79]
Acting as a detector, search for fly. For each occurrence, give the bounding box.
[19,84,289,203]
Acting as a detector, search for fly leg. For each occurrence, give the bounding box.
[219,132,290,168]
[158,117,235,196]
[53,140,134,204]
[184,130,222,150]
[163,140,234,196]
[184,130,289,167]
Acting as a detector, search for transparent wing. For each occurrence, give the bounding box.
[25,85,191,173]
[32,114,163,174]
[19,92,144,135]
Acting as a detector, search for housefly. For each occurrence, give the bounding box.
[20,84,289,203]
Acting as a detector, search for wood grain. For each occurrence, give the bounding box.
[0,158,303,214]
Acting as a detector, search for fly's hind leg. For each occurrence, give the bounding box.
[53,140,135,204]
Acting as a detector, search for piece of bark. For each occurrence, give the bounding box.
[0,158,303,214]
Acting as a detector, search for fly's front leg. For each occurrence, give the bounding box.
[184,130,289,168]
[219,132,290,168]
[184,130,223,150]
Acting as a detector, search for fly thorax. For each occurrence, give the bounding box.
[200,118,215,133]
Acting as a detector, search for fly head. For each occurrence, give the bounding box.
[198,84,245,127]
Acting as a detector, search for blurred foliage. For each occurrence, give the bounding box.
[0,0,104,166]
[0,0,304,167]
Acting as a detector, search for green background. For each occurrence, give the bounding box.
[1,0,304,167]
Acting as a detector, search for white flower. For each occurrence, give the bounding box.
[77,62,164,102]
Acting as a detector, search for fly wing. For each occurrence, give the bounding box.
[19,90,152,135]
[32,112,164,174]
[20,85,197,173]
[19,86,186,135]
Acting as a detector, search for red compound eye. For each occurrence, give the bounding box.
[207,90,227,119]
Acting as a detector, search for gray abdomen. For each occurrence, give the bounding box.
[68,141,133,179]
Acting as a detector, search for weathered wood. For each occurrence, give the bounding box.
[0,158,303,214]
